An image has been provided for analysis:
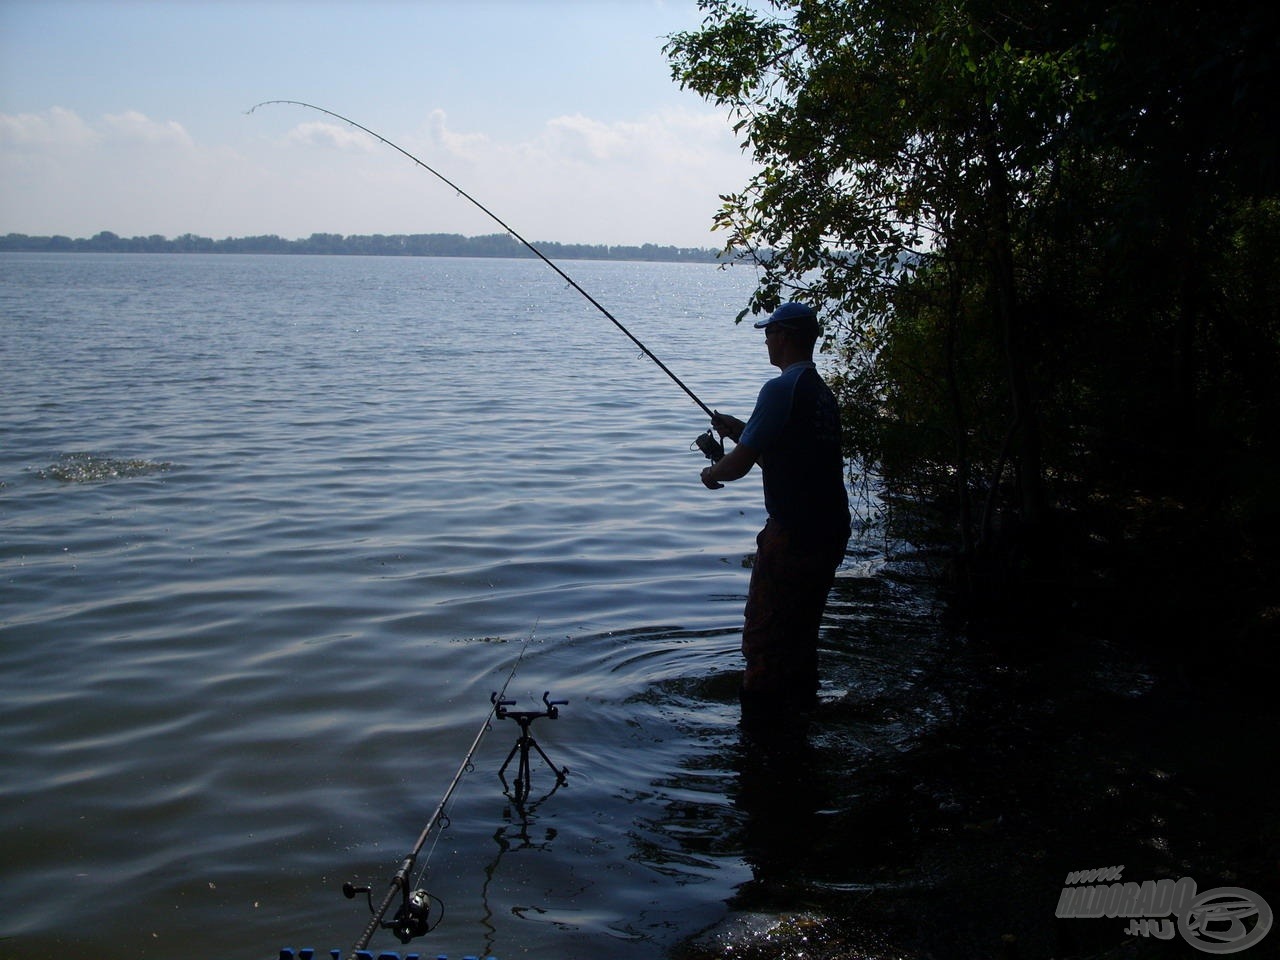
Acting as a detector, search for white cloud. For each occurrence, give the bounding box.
[425,109,490,160]
[1,107,223,238]
[284,121,374,152]
[527,107,747,176]
[0,106,98,149]
[0,107,194,151]
[542,113,632,162]
[407,106,752,245]
[0,104,755,247]
[100,110,195,149]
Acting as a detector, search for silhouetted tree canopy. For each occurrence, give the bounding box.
[668,0,1280,629]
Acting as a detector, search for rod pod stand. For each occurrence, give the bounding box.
[491,691,569,804]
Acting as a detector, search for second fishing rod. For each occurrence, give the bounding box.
[249,100,726,462]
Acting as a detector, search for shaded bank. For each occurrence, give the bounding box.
[672,528,1279,960]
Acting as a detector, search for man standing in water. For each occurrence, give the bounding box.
[700,302,851,716]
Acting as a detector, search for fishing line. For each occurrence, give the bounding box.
[247,100,716,420]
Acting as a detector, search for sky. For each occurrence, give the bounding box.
[0,0,759,248]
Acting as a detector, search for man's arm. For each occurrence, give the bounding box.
[700,440,758,489]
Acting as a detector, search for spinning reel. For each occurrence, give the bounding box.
[693,429,724,463]
[343,879,444,945]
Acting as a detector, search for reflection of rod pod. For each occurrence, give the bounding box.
[478,795,560,957]
[492,691,569,804]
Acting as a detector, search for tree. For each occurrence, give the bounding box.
[668,0,1280,608]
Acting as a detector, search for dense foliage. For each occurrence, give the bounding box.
[668,0,1280,621]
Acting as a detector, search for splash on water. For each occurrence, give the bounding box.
[37,452,172,483]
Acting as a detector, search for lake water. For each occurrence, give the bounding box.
[8,253,1274,960]
[0,253,925,959]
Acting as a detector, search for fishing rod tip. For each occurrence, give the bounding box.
[245,99,292,114]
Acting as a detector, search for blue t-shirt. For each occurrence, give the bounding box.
[740,361,850,542]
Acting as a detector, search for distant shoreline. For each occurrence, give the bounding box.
[0,230,725,264]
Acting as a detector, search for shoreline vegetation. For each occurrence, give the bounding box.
[664,1,1280,652]
[0,230,722,263]
[664,3,1279,954]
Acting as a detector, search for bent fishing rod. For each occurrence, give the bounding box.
[248,100,718,426]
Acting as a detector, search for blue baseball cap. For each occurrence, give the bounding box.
[753,301,819,334]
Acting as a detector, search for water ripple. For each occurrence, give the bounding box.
[0,253,876,959]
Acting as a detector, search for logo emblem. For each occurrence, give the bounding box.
[1179,886,1272,954]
